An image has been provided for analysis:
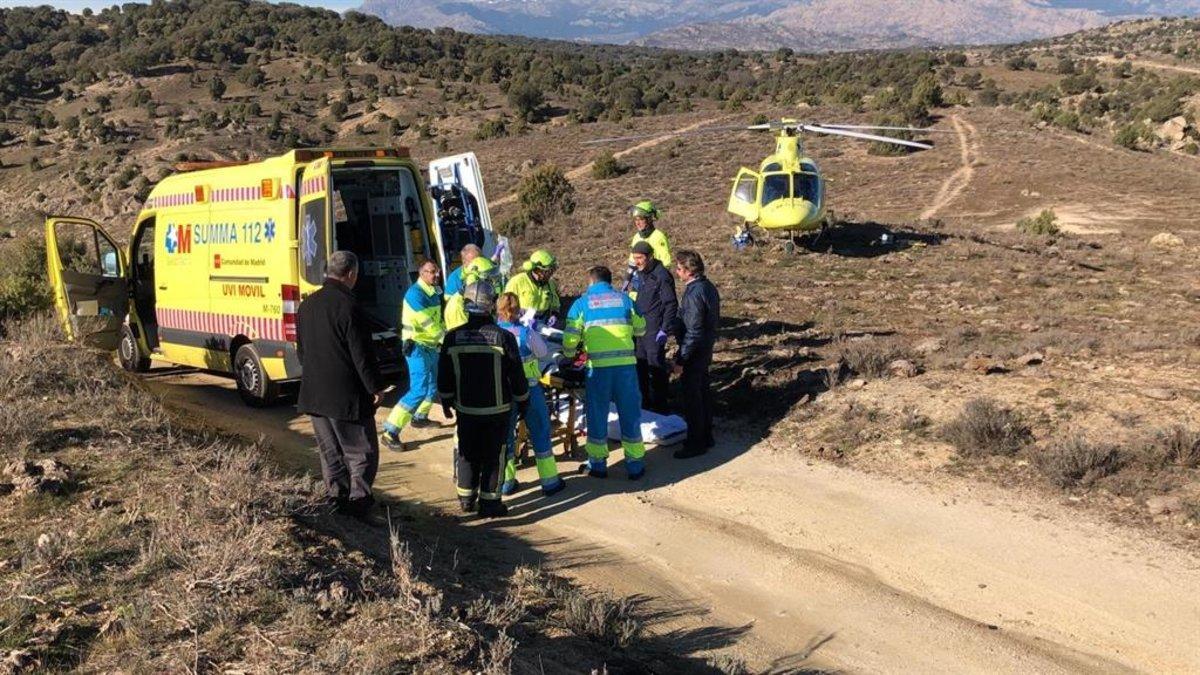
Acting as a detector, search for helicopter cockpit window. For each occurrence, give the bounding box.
[762,174,790,205]
[763,162,782,172]
[793,172,821,203]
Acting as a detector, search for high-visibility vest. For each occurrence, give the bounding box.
[401,279,444,348]
[504,272,560,314]
[562,282,646,369]
[630,227,672,266]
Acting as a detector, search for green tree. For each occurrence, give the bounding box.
[208,76,226,101]
[516,165,576,227]
[508,81,544,122]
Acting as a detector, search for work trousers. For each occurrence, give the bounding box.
[584,364,646,473]
[636,357,670,414]
[384,343,438,434]
[454,412,510,505]
[504,383,562,493]
[680,355,715,452]
[310,413,379,503]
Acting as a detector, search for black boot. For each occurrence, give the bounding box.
[478,499,508,519]
[673,445,708,459]
[459,496,478,513]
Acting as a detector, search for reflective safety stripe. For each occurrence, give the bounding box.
[584,317,630,329]
[455,402,512,415]
[456,486,478,498]
[589,349,635,360]
[563,326,581,335]
[523,357,541,382]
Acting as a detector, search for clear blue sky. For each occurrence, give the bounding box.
[0,0,361,10]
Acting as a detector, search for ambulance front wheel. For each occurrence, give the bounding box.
[118,324,151,373]
[234,344,278,407]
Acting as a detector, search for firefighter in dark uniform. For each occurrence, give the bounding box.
[437,280,530,518]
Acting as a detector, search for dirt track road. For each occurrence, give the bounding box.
[144,367,1200,673]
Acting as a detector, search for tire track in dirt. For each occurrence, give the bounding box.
[1091,54,1200,76]
[490,116,728,208]
[920,114,979,221]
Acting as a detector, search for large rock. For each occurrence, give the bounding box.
[1156,116,1189,143]
[888,359,919,378]
[1149,232,1184,249]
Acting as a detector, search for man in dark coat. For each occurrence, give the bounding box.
[297,250,386,520]
[671,249,720,459]
[631,240,677,414]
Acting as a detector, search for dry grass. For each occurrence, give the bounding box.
[1036,433,1124,488]
[941,398,1032,458]
[0,316,668,672]
[838,337,916,380]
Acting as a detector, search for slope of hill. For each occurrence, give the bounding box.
[359,0,1200,50]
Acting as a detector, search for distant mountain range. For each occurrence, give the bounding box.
[356,0,1200,50]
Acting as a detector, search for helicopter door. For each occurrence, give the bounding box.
[727,168,761,223]
[428,153,495,259]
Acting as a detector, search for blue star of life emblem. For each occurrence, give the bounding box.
[302,214,318,265]
[264,218,276,243]
[165,225,177,254]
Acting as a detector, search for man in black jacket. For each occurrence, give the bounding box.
[297,250,386,520]
[631,240,678,414]
[438,280,530,518]
[671,250,720,459]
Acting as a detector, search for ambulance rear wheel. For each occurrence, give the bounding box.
[118,324,151,373]
[234,344,278,407]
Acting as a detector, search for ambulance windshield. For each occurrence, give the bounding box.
[330,166,433,330]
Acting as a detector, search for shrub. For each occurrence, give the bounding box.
[591,151,627,179]
[941,398,1031,458]
[516,165,575,227]
[0,239,55,326]
[474,117,508,140]
[839,338,914,379]
[1051,110,1083,133]
[1037,434,1123,488]
[507,80,544,122]
[1114,123,1149,150]
[1141,426,1200,469]
[1016,209,1060,236]
[329,100,347,121]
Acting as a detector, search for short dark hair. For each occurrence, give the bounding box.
[326,250,359,278]
[587,265,612,284]
[675,249,704,275]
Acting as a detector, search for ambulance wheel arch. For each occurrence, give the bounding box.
[232,340,279,407]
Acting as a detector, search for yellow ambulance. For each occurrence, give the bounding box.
[46,147,488,406]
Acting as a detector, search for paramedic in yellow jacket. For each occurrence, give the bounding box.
[563,265,648,480]
[503,249,561,324]
[626,200,671,300]
[382,261,444,449]
[445,256,500,330]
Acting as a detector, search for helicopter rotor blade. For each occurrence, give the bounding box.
[582,123,753,145]
[818,123,956,134]
[802,124,934,150]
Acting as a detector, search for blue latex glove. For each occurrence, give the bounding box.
[655,329,668,347]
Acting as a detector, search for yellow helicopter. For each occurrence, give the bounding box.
[587,118,944,250]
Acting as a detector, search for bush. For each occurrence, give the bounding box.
[1141,426,1200,469]
[1016,209,1060,236]
[474,117,508,140]
[1051,110,1083,133]
[839,338,914,379]
[591,151,627,179]
[1114,123,1149,150]
[1037,435,1123,488]
[941,398,1031,458]
[507,80,544,122]
[516,165,575,227]
[0,239,55,326]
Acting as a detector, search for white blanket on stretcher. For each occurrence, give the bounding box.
[553,398,688,446]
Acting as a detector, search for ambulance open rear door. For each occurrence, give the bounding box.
[297,157,332,301]
[428,153,496,271]
[44,216,129,350]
